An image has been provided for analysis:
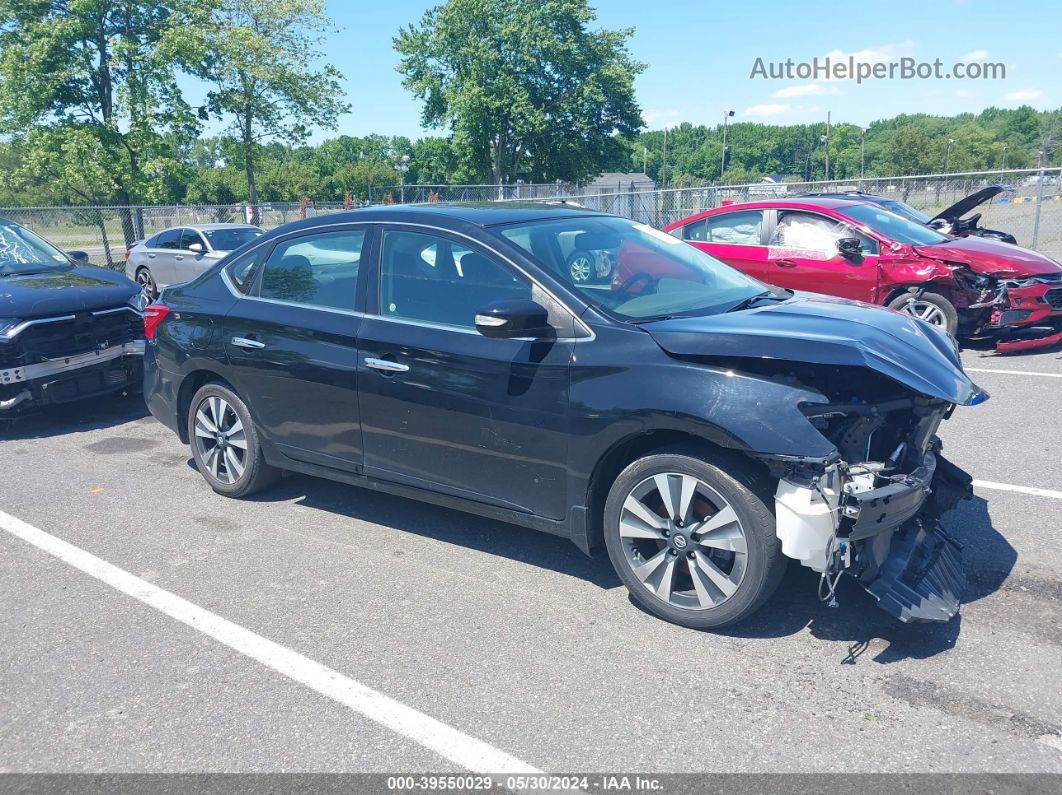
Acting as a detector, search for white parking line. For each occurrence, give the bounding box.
[972,480,1062,500]
[0,509,540,776]
[965,367,1062,379]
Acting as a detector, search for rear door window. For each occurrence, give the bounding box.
[686,210,764,245]
[258,229,364,310]
[154,229,181,250]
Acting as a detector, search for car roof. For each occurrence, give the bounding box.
[186,223,259,230]
[800,191,892,202]
[661,197,881,230]
[278,202,604,231]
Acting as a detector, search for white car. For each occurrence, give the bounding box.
[125,223,263,298]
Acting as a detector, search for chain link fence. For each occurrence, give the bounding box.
[516,168,1062,260]
[3,169,1061,268]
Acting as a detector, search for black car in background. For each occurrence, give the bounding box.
[143,205,984,629]
[0,218,144,419]
[802,186,1018,244]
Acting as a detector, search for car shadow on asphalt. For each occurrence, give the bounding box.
[234,471,1013,663]
[0,393,149,440]
[246,472,624,590]
[717,495,1014,664]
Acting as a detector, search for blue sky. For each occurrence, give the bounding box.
[189,0,1061,141]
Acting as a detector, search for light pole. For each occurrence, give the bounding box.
[1001,143,1008,171]
[720,109,735,181]
[859,127,867,187]
[643,146,648,175]
[822,111,830,181]
[944,138,955,174]
[393,153,410,204]
[661,126,668,188]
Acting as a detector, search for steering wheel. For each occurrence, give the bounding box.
[616,271,659,297]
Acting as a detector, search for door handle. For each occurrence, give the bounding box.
[364,357,410,373]
[148,253,156,259]
[175,255,184,261]
[774,259,797,268]
[231,336,265,350]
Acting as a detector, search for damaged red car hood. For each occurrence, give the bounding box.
[914,236,1062,277]
[643,294,984,406]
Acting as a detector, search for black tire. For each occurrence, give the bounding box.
[135,267,158,301]
[603,445,786,629]
[186,381,280,498]
[886,290,958,336]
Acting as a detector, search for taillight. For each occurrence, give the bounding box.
[143,304,170,340]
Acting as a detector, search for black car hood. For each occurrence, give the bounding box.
[930,185,1007,223]
[642,294,983,406]
[0,266,139,318]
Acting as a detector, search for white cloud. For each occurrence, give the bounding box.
[822,40,915,65]
[1004,89,1043,101]
[959,49,988,62]
[772,83,842,98]
[642,108,681,128]
[743,103,820,118]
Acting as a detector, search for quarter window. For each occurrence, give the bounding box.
[685,210,764,245]
[381,230,530,328]
[259,230,364,310]
[226,251,260,293]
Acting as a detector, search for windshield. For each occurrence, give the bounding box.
[877,199,932,225]
[0,222,73,275]
[496,215,767,320]
[202,227,263,251]
[841,203,949,246]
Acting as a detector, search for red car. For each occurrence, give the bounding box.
[656,198,1062,352]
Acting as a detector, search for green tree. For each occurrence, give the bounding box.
[0,0,207,242]
[395,0,644,184]
[201,0,349,218]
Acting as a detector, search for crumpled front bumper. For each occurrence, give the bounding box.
[985,282,1062,353]
[848,454,973,623]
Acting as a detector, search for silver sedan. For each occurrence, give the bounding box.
[126,223,263,299]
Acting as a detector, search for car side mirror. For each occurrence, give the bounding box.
[836,237,863,258]
[66,250,89,265]
[475,298,551,339]
[188,242,205,253]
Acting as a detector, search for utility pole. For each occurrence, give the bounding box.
[860,127,867,188]
[643,146,648,175]
[823,111,830,181]
[1001,143,1008,171]
[945,138,955,174]
[661,127,668,188]
[720,109,735,181]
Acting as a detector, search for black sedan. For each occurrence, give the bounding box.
[143,205,985,629]
[0,217,144,419]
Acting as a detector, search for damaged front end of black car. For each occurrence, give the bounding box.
[644,295,987,623]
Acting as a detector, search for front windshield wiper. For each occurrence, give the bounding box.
[725,289,792,313]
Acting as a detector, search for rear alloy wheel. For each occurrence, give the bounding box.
[187,382,279,498]
[567,250,596,284]
[604,448,785,629]
[887,291,958,335]
[135,267,158,301]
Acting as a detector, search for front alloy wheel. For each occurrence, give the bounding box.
[603,447,785,629]
[619,473,748,610]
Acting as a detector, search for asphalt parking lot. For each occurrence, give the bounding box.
[2,343,1061,776]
